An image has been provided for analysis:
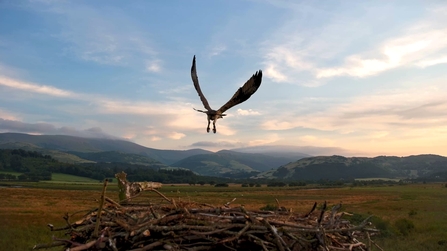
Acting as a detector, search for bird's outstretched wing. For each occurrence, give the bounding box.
[191,55,212,111]
[217,70,262,114]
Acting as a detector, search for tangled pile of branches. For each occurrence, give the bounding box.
[33,181,382,251]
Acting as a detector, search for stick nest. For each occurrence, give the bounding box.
[33,186,381,251]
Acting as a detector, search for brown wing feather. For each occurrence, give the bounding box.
[218,70,262,114]
[191,55,212,111]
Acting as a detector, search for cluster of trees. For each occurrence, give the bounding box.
[0,149,56,181]
[351,179,403,187]
[17,171,52,181]
[0,173,16,180]
[10,149,52,159]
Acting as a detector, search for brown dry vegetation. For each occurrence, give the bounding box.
[1,183,447,250]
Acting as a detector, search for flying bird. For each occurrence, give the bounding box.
[191,55,262,133]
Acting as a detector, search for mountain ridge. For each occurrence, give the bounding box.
[253,154,447,180]
[0,132,212,165]
[2,132,446,181]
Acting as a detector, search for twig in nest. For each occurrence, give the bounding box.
[32,241,67,250]
[304,202,317,217]
[318,201,327,225]
[93,179,108,238]
[224,198,237,207]
[275,198,281,210]
[261,218,289,251]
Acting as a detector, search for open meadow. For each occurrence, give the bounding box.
[1,182,447,251]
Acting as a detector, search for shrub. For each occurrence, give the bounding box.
[267,181,287,187]
[394,218,415,236]
[214,183,229,187]
[408,209,417,217]
[371,216,394,237]
[347,214,394,238]
[289,181,306,187]
[260,204,278,211]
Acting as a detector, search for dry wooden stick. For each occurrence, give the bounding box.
[93,179,108,238]
[304,202,317,217]
[67,240,97,251]
[224,198,237,207]
[32,241,67,250]
[261,218,287,251]
[275,198,281,210]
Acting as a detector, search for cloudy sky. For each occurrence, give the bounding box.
[1,0,447,156]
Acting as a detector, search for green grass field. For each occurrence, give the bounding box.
[1,182,447,250]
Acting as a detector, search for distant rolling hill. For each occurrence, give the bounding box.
[230,145,370,158]
[170,150,300,177]
[253,154,447,180]
[215,150,300,172]
[3,133,447,181]
[0,133,211,165]
[170,153,259,177]
[67,151,168,168]
[230,145,312,159]
[0,141,95,164]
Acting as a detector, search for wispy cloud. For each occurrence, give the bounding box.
[158,85,192,95]
[261,2,447,85]
[0,74,216,140]
[0,110,18,121]
[261,84,447,137]
[0,76,75,97]
[31,1,160,68]
[317,27,447,78]
[208,45,227,57]
[299,135,335,146]
[248,133,281,146]
[416,56,447,68]
[168,132,186,140]
[146,60,162,72]
[236,108,260,116]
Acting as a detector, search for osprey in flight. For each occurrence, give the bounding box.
[191,55,263,133]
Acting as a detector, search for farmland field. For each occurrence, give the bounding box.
[1,182,447,250]
[45,173,100,183]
